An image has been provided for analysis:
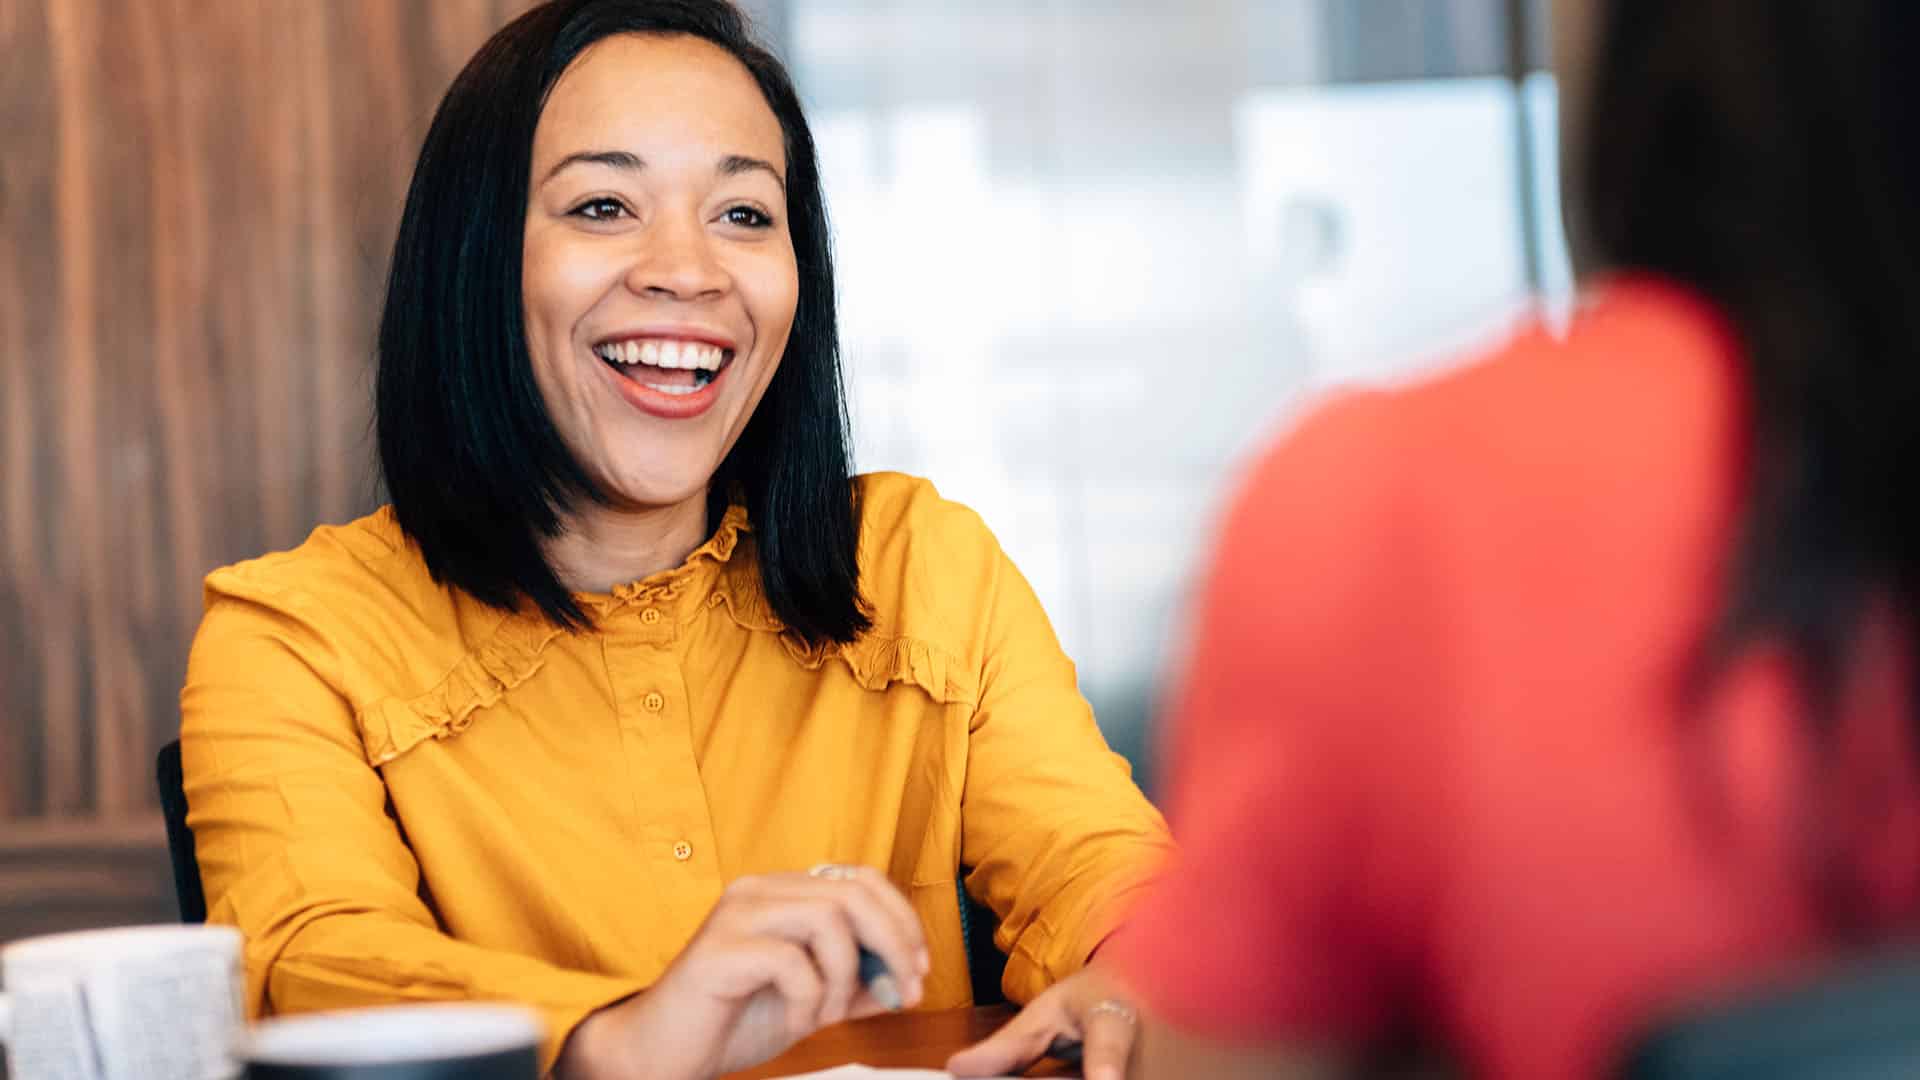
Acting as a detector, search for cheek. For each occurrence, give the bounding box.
[521,230,620,353]
[735,257,796,411]
[742,248,801,352]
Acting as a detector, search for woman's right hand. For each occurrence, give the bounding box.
[556,866,931,1080]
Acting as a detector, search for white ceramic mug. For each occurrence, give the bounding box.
[243,1004,544,1079]
[0,924,245,1080]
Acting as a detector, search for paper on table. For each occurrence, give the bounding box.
[760,1060,1021,1068]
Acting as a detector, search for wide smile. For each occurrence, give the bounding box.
[591,334,739,420]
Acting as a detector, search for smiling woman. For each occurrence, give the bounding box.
[515,32,809,614]
[176,3,1171,1080]
[375,6,856,644]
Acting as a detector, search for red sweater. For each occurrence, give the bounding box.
[1116,278,1920,1078]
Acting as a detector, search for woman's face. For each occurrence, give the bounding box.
[523,33,797,514]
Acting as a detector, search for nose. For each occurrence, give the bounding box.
[624,212,730,301]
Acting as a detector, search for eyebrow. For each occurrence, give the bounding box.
[718,153,787,192]
[542,149,644,184]
[541,149,786,192]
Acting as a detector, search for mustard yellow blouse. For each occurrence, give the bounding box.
[179,472,1171,1071]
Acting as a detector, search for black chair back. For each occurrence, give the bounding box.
[156,738,208,923]
[957,876,1007,1006]
[1624,950,1920,1079]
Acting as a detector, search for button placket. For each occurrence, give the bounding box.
[604,622,723,940]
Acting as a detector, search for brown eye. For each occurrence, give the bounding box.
[723,205,773,228]
[571,197,630,221]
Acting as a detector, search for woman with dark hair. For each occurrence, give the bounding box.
[177,2,1169,1077]
[1115,1,1920,1077]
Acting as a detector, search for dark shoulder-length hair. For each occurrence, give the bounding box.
[1580,1,1920,921]
[376,0,868,645]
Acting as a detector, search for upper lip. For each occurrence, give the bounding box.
[591,326,739,354]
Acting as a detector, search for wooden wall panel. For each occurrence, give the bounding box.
[0,0,534,944]
[0,820,174,940]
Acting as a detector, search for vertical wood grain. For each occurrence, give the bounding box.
[0,0,535,941]
[44,0,102,816]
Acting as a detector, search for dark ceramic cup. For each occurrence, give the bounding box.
[242,1003,542,1080]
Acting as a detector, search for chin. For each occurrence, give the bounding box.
[600,466,720,512]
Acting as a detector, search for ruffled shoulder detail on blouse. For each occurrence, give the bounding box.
[354,612,567,766]
[782,632,979,708]
[355,503,756,760]
[712,542,783,632]
[251,474,1004,767]
[708,473,999,709]
[711,539,976,705]
[352,505,753,764]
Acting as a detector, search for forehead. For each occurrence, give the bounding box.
[532,33,785,171]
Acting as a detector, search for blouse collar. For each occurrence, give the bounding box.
[571,503,755,619]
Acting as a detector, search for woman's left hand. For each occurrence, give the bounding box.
[945,963,1139,1080]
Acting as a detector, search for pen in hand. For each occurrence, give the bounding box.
[859,946,904,1011]
[855,951,1085,1063]
[1044,1036,1084,1064]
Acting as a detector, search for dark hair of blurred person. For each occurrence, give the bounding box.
[1114,2,1920,1078]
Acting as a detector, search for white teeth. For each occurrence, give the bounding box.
[596,339,728,370]
[672,344,718,371]
[641,382,701,396]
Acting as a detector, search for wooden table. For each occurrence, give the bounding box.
[723,1005,1079,1078]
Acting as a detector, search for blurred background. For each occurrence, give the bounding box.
[0,0,1567,945]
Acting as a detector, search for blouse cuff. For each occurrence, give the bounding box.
[525,970,650,1077]
[1003,867,1163,1002]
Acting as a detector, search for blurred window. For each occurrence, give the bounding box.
[765,0,1567,784]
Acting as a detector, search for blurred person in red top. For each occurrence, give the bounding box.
[1113,1,1920,1077]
